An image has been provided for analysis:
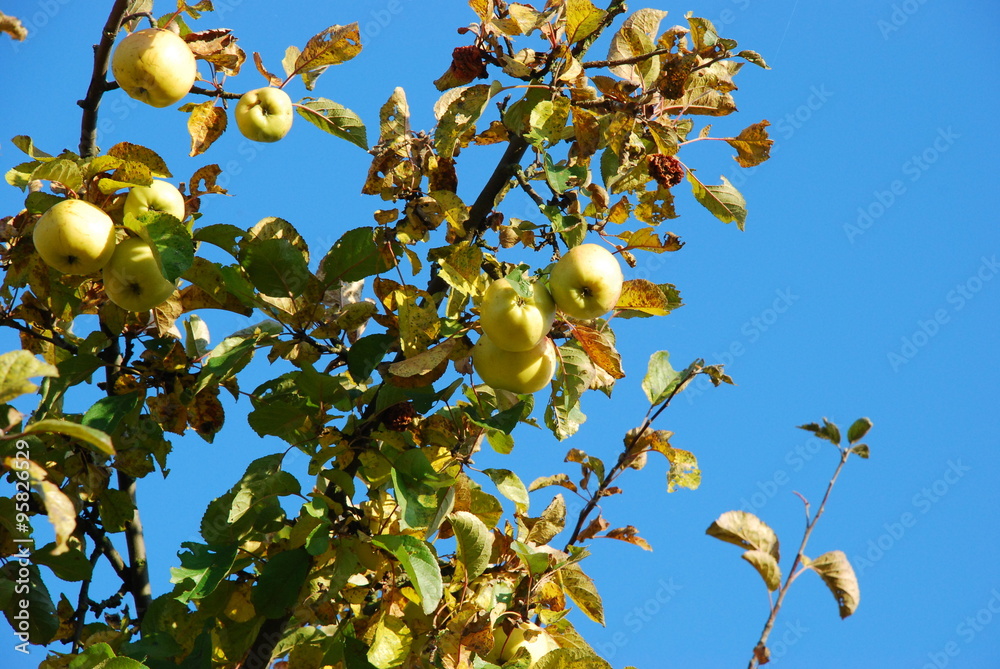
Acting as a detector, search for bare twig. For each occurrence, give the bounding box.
[0,317,79,354]
[582,47,673,70]
[72,543,104,652]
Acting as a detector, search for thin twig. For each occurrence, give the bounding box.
[0,317,79,354]
[582,47,673,70]
[72,543,103,652]
[747,448,852,669]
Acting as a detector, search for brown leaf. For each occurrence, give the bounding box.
[253,52,284,87]
[147,391,188,436]
[727,120,774,167]
[188,387,225,441]
[388,339,460,378]
[293,23,362,89]
[578,514,610,541]
[0,12,27,41]
[602,525,653,551]
[571,325,625,379]
[188,164,228,197]
[187,101,228,157]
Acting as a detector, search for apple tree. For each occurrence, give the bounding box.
[0,2,870,668]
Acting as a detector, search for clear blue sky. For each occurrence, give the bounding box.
[2,1,999,667]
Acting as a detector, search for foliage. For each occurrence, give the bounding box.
[0,2,864,668]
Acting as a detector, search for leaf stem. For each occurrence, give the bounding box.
[747,447,851,668]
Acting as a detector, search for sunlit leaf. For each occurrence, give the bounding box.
[742,549,781,591]
[706,510,780,560]
[847,417,873,444]
[557,563,605,625]
[686,171,747,229]
[807,550,861,618]
[449,510,493,580]
[371,535,442,615]
[0,350,57,404]
[726,120,773,168]
[296,97,368,150]
[186,100,227,157]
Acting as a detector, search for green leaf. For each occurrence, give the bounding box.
[0,350,58,404]
[512,540,549,577]
[847,417,873,444]
[241,237,312,298]
[32,543,93,582]
[193,223,245,257]
[82,392,141,436]
[686,172,747,229]
[126,211,194,283]
[543,153,588,194]
[557,563,605,625]
[371,535,442,615]
[320,226,398,283]
[706,510,780,560]
[24,191,64,214]
[742,549,781,591]
[392,449,450,532]
[798,417,842,446]
[449,511,493,580]
[526,97,571,148]
[31,158,83,191]
[807,550,860,618]
[67,642,115,669]
[296,98,368,150]
[482,468,530,514]
[347,333,393,382]
[433,83,496,158]
[0,562,56,643]
[291,23,362,89]
[252,547,311,618]
[200,454,300,545]
[192,321,281,396]
[737,49,769,69]
[545,344,594,440]
[169,542,238,603]
[850,443,871,459]
[535,648,612,669]
[524,494,565,545]
[12,135,53,161]
[23,418,114,456]
[642,351,682,406]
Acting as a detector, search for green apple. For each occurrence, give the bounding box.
[472,334,556,394]
[123,179,186,222]
[235,87,294,142]
[485,623,560,664]
[111,28,197,108]
[548,243,624,320]
[32,199,116,275]
[102,237,177,312]
[480,277,556,352]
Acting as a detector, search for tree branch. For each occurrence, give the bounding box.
[117,470,152,622]
[72,543,103,653]
[78,0,131,158]
[748,448,852,668]
[582,47,673,70]
[0,317,79,354]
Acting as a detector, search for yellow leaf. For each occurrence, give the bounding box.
[187,101,227,157]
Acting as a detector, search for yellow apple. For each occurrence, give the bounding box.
[235,87,294,142]
[472,334,556,394]
[32,199,116,275]
[480,277,556,352]
[548,243,623,320]
[111,28,197,108]
[102,237,177,312]
[123,179,186,222]
[485,623,560,664]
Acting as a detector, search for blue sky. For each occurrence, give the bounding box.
[2,0,999,667]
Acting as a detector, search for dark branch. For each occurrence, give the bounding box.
[0,317,79,354]
[78,0,131,158]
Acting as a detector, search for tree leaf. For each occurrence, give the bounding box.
[807,550,861,618]
[296,98,368,150]
[241,237,312,298]
[107,141,171,178]
[449,510,493,580]
[742,549,781,591]
[31,543,93,582]
[434,83,496,158]
[607,9,668,87]
[23,419,114,456]
[847,417,873,444]
[524,494,565,545]
[251,547,310,618]
[616,279,672,317]
[0,350,57,404]
[797,417,841,446]
[557,563,605,625]
[686,171,747,229]
[0,562,56,643]
[528,473,578,494]
[127,211,194,283]
[642,351,681,405]
[81,392,141,436]
[571,325,624,379]
[726,120,773,168]
[602,526,652,551]
[320,226,399,283]
[169,542,238,603]
[371,535,442,615]
[850,443,871,459]
[186,101,227,157]
[737,49,769,69]
[291,23,362,89]
[482,468,530,514]
[706,510,780,560]
[565,0,607,45]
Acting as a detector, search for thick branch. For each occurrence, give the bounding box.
[79,515,129,584]
[78,0,131,158]
[118,470,152,622]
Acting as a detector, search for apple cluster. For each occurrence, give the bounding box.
[31,180,186,312]
[472,243,624,394]
[111,27,294,143]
